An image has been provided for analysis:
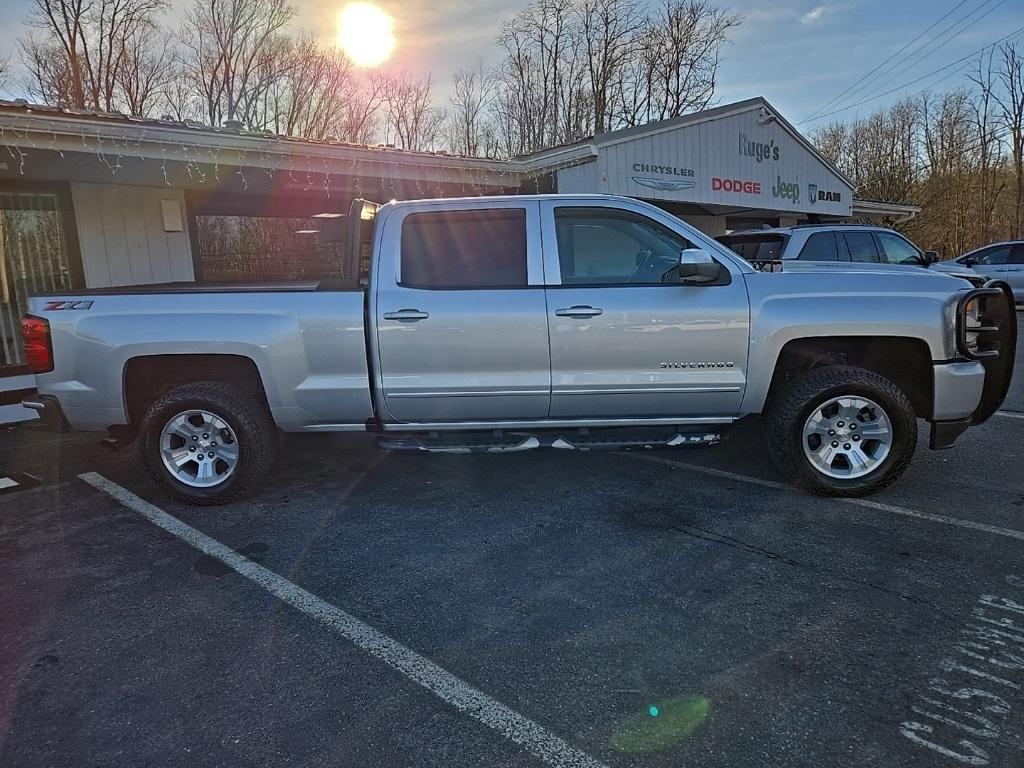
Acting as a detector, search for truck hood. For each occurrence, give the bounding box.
[773,259,977,286]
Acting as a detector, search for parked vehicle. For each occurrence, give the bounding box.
[21,195,1017,504]
[717,224,985,285]
[931,241,1024,303]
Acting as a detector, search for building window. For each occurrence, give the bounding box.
[0,190,77,368]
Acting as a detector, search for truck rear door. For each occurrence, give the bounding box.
[541,199,749,418]
[372,200,550,423]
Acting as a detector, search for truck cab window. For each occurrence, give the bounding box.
[400,209,527,289]
[554,208,694,285]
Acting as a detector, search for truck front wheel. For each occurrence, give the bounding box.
[765,365,917,497]
[139,382,278,505]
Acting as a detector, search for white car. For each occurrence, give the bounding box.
[717,224,985,286]
[931,241,1024,304]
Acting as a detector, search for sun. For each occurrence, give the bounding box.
[337,2,396,67]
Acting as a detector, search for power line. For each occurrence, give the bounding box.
[841,0,1009,110]
[802,26,1024,125]
[801,0,974,124]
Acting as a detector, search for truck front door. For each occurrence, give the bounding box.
[541,200,749,419]
[373,201,550,423]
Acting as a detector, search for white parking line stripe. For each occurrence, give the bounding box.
[996,410,1024,420]
[78,472,608,768]
[627,455,1024,543]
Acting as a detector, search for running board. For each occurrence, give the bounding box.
[377,430,721,454]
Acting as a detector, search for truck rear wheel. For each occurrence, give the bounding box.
[139,382,278,505]
[765,365,917,497]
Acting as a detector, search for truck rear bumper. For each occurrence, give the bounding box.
[21,394,69,432]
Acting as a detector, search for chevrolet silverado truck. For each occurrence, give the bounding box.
[20,195,1017,504]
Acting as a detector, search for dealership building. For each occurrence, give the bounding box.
[0,95,917,422]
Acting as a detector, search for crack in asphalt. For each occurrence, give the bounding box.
[621,510,963,623]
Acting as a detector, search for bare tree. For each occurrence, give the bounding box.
[117,25,175,116]
[635,0,740,122]
[492,0,739,151]
[20,0,167,111]
[577,0,641,134]
[383,72,444,151]
[995,42,1024,237]
[19,35,77,106]
[179,0,294,128]
[449,62,497,156]
[967,50,1007,243]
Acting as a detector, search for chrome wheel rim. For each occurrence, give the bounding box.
[159,410,239,488]
[801,395,893,480]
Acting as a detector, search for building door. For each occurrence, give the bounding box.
[541,201,749,419]
[0,186,81,370]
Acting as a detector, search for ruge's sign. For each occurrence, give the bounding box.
[738,133,779,163]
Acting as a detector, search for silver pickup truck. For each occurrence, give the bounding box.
[20,195,1017,504]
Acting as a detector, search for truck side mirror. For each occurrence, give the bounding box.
[961,255,977,268]
[921,250,939,265]
[669,248,724,285]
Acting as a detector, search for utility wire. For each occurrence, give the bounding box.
[842,0,1009,109]
[802,26,1024,124]
[801,0,974,123]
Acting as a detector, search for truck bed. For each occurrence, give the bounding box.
[26,287,373,432]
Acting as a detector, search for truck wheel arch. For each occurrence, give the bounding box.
[763,336,934,419]
[123,354,271,430]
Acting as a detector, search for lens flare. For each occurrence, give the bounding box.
[336,2,396,67]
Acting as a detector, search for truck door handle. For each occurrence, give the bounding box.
[555,305,603,318]
[383,309,430,321]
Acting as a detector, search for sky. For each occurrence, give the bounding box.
[2,0,1021,131]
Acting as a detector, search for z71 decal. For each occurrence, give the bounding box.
[44,300,94,311]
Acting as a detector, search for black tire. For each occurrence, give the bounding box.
[139,381,278,506]
[765,365,917,497]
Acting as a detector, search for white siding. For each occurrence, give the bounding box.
[71,183,194,288]
[556,162,600,193]
[598,106,853,217]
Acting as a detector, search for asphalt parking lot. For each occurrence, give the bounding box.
[2,329,1023,768]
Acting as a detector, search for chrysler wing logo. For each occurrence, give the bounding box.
[631,176,697,192]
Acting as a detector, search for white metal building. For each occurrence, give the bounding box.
[0,96,917,423]
[522,98,918,235]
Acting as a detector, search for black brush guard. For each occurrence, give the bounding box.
[956,280,1018,424]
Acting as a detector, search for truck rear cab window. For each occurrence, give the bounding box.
[797,232,840,261]
[843,232,880,263]
[400,209,527,289]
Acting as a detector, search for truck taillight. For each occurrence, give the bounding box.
[20,315,54,374]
